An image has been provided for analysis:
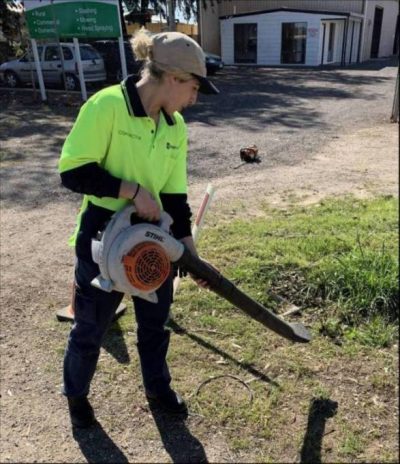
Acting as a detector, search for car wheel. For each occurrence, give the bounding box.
[4,71,20,88]
[64,73,79,91]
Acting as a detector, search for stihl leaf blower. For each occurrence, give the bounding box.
[91,206,311,343]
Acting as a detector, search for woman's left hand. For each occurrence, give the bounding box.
[190,259,219,289]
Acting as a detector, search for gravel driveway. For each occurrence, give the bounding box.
[2,57,397,210]
[184,57,398,180]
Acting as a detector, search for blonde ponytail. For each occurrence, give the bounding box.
[131,28,153,61]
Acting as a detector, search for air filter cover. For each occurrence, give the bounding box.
[122,241,171,291]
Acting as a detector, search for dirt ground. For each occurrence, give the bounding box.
[0,61,398,463]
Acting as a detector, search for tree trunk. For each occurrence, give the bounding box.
[140,0,149,26]
[167,0,176,31]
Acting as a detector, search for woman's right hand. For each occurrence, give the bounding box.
[133,185,161,222]
[119,180,161,222]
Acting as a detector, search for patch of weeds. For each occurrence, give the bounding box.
[378,449,399,462]
[285,359,316,380]
[317,315,345,343]
[370,370,396,391]
[230,437,251,451]
[341,341,362,358]
[259,264,317,310]
[312,384,332,400]
[339,430,365,457]
[343,316,398,348]
[198,314,219,328]
[311,242,399,324]
[55,346,65,357]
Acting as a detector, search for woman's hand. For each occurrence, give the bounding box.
[133,186,161,222]
[190,259,219,289]
[179,236,219,289]
[119,180,160,222]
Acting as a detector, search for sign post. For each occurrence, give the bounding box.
[30,38,47,101]
[73,38,87,100]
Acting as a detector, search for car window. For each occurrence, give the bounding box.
[20,47,43,62]
[79,46,101,60]
[62,47,73,60]
[45,46,60,61]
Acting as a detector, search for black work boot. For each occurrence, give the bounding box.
[67,396,96,428]
[146,388,188,414]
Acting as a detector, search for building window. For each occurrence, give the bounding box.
[234,23,257,63]
[281,22,307,64]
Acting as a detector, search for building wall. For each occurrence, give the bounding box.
[203,0,398,61]
[199,2,220,54]
[218,0,364,16]
[221,11,350,66]
[361,0,399,60]
[202,0,365,55]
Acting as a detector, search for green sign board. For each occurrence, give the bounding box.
[25,0,121,39]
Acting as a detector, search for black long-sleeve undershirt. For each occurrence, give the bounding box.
[60,162,192,239]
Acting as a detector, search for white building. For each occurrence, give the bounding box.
[199,0,399,66]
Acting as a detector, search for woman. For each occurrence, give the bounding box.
[58,30,219,428]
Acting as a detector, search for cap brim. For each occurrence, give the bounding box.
[193,74,219,95]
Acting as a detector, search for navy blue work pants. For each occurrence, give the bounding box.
[63,258,172,398]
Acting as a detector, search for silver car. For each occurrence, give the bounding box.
[0,42,106,91]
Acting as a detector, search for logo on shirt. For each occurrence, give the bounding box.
[166,142,178,150]
[118,130,141,140]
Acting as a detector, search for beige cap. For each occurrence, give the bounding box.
[151,32,219,95]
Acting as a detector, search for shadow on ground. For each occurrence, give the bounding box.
[73,422,129,463]
[184,57,398,130]
[149,405,208,463]
[168,318,280,388]
[300,397,339,463]
[102,317,131,365]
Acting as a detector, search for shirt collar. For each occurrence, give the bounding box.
[121,76,175,126]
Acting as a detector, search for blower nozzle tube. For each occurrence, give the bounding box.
[176,247,311,343]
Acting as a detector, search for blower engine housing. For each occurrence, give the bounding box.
[91,206,184,303]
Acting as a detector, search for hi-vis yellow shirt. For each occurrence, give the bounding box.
[58,80,188,245]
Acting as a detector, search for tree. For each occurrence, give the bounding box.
[0,0,27,61]
[121,0,223,33]
[123,0,199,24]
[0,0,24,42]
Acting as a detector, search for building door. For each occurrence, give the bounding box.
[370,6,383,58]
[234,24,257,63]
[281,22,307,64]
[327,23,336,62]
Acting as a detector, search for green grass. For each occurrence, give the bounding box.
[179,195,398,347]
